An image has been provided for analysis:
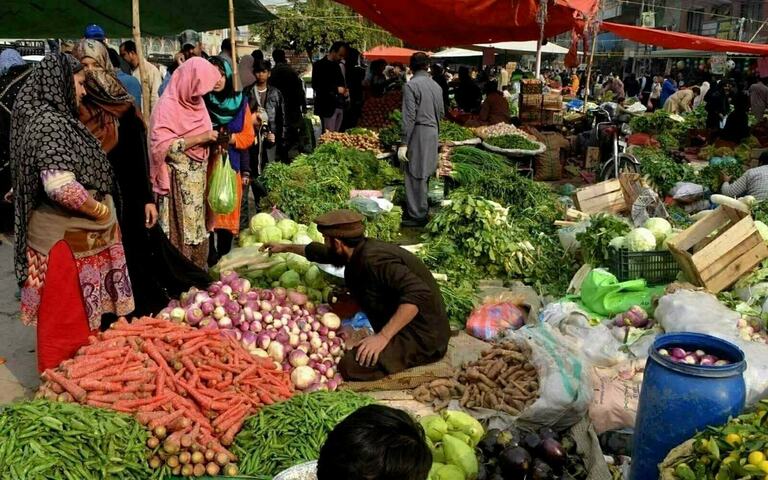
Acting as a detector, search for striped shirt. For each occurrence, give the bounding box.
[721,165,768,201]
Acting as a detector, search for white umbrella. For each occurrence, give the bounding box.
[474,40,569,55]
[432,47,484,58]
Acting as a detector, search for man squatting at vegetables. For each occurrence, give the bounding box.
[263,209,451,380]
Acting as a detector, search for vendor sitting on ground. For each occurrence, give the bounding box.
[466,80,511,127]
[721,151,768,201]
[316,405,431,480]
[262,209,450,381]
[663,86,700,114]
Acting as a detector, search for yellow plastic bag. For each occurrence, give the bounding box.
[207,151,236,215]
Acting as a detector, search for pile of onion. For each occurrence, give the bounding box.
[159,271,345,391]
[658,347,731,366]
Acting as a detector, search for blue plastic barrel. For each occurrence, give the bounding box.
[629,332,746,480]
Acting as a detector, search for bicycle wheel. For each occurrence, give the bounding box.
[600,153,639,180]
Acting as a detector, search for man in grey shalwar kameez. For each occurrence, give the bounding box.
[398,52,445,227]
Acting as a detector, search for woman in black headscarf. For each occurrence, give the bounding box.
[11,53,135,372]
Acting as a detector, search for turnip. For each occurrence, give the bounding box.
[311,321,321,332]
[310,337,322,350]
[200,301,215,315]
[185,307,204,326]
[670,348,687,359]
[328,331,336,340]
[213,292,228,307]
[220,270,239,285]
[318,326,329,337]
[289,349,310,367]
[242,332,257,348]
[268,342,285,362]
[694,350,705,358]
[682,355,697,365]
[301,322,312,333]
[273,319,283,329]
[321,312,341,329]
[305,302,316,314]
[299,332,308,342]
[217,317,233,329]
[257,334,271,350]
[220,285,233,297]
[274,287,287,302]
[208,282,221,295]
[250,321,262,333]
[170,307,186,323]
[168,299,180,308]
[289,334,300,347]
[298,342,310,353]
[263,314,274,324]
[714,360,730,366]
[251,348,268,358]
[291,365,318,389]
[260,301,273,312]
[699,357,715,366]
[327,379,338,391]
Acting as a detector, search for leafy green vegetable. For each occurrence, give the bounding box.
[698,162,744,192]
[378,110,402,150]
[635,147,696,194]
[484,134,541,151]
[576,213,632,267]
[439,120,475,142]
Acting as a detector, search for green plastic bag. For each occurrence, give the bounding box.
[208,152,237,215]
[579,268,664,317]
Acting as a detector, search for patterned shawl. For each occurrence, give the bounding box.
[11,53,114,284]
[74,39,134,152]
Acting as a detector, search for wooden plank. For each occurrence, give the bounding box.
[721,205,747,224]
[668,246,704,285]
[578,190,625,213]
[668,208,727,252]
[704,241,768,293]
[692,218,756,271]
[575,179,622,202]
[698,233,761,281]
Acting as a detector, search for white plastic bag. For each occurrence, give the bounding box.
[539,302,628,367]
[502,323,593,430]
[654,290,740,340]
[655,289,768,405]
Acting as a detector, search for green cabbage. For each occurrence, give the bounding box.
[304,265,324,289]
[308,223,324,243]
[238,232,258,247]
[250,213,276,233]
[755,220,768,242]
[279,270,301,289]
[267,262,288,280]
[286,253,311,274]
[259,225,283,243]
[307,288,323,303]
[609,236,625,249]
[277,219,299,240]
[643,217,672,244]
[626,228,657,252]
[293,233,313,245]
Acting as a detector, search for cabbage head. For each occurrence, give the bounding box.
[258,225,283,243]
[609,236,625,249]
[626,228,657,252]
[287,253,311,274]
[756,221,768,242]
[304,265,324,289]
[279,270,301,289]
[643,217,672,244]
[267,262,288,280]
[250,213,276,234]
[277,219,299,240]
[293,232,313,245]
[308,222,324,243]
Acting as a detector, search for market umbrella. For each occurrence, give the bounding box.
[474,40,570,55]
[0,0,275,38]
[363,46,428,64]
[432,48,483,58]
[334,0,598,49]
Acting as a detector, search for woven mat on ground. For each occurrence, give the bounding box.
[341,332,490,392]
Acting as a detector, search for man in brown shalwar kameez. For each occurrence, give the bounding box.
[263,209,450,381]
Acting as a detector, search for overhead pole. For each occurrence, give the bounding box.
[229,0,240,91]
[583,24,599,113]
[534,0,547,78]
[131,0,151,118]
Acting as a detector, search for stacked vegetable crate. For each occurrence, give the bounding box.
[573,179,628,215]
[610,248,680,284]
[519,80,543,124]
[667,206,768,293]
[542,92,564,126]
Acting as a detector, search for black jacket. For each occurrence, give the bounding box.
[244,84,287,144]
[270,62,305,123]
[311,56,344,118]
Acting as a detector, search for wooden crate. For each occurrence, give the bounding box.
[521,94,543,108]
[619,172,644,207]
[573,179,627,215]
[666,206,768,293]
[543,93,563,110]
[542,110,563,125]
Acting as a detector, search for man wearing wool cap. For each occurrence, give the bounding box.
[263,209,450,381]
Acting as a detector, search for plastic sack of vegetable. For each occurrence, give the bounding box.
[465,292,528,341]
[498,323,593,431]
[579,269,664,317]
[207,151,237,214]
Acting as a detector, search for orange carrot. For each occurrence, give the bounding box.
[220,416,246,446]
[43,369,87,402]
[156,368,166,396]
[67,358,120,379]
[86,399,113,409]
[212,403,246,429]
[149,408,186,430]
[78,379,122,392]
[134,411,167,425]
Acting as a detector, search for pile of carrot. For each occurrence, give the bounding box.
[37,316,294,476]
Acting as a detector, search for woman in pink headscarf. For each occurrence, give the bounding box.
[150,57,224,269]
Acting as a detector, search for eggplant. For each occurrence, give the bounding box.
[499,446,532,478]
[539,438,566,466]
[479,429,501,455]
[531,458,555,480]
[539,427,559,441]
[522,432,542,451]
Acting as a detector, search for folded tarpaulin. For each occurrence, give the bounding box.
[0,0,275,38]
[336,0,597,49]
[602,21,768,56]
[363,46,426,64]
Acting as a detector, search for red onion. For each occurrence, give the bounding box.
[670,348,687,359]
[714,360,730,366]
[699,357,715,366]
[694,350,705,358]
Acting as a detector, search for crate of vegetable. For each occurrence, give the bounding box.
[608,217,682,283]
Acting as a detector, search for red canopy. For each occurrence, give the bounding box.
[363,46,426,64]
[602,22,768,56]
[335,0,597,49]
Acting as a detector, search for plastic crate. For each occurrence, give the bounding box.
[610,248,680,284]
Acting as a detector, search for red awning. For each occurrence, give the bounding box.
[335,0,596,49]
[363,46,426,64]
[602,22,768,56]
